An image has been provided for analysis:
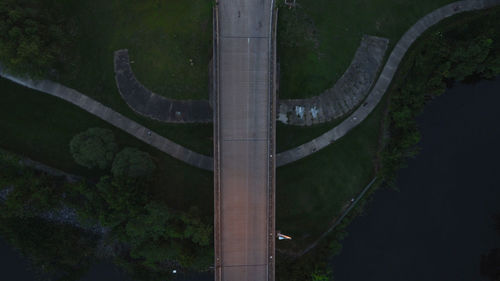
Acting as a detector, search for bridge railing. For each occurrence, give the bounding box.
[213,2,222,280]
[267,5,278,281]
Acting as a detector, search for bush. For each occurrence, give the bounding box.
[112,147,155,178]
[69,128,118,170]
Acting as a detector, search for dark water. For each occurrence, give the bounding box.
[331,77,500,281]
[0,237,133,281]
[0,238,40,280]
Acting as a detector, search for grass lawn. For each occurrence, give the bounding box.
[33,0,215,155]
[276,95,387,252]
[277,0,454,99]
[0,78,212,219]
[277,122,334,153]
[277,120,343,153]
[61,0,212,101]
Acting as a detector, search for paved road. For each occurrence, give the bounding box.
[214,0,276,281]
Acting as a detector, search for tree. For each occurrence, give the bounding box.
[446,36,493,81]
[70,128,118,170]
[311,270,331,281]
[0,0,77,77]
[125,202,212,271]
[93,176,147,228]
[0,164,63,218]
[112,147,155,178]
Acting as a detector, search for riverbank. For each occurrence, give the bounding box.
[331,77,500,281]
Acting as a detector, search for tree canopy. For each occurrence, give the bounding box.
[0,0,76,77]
[69,128,118,170]
[112,147,155,178]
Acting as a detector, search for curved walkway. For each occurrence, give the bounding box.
[0,69,213,171]
[115,37,388,126]
[2,0,498,171]
[278,35,389,126]
[275,0,500,167]
[114,49,212,123]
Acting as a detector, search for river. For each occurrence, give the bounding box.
[331,77,500,280]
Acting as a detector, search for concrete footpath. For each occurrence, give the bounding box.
[0,70,213,171]
[276,0,500,167]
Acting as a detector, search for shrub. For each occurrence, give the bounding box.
[111,147,155,178]
[69,128,117,169]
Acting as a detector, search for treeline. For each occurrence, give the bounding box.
[380,7,500,185]
[0,127,213,280]
[0,0,77,78]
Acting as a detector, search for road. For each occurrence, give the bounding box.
[214,0,276,281]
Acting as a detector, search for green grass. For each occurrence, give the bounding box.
[61,0,212,101]
[43,0,214,155]
[277,0,454,99]
[0,77,212,218]
[277,121,340,153]
[276,95,387,252]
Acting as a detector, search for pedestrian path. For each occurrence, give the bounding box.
[275,0,500,167]
[0,69,213,171]
[114,49,213,123]
[2,0,498,171]
[278,35,388,126]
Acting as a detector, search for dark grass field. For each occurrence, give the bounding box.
[276,96,387,251]
[60,0,212,101]
[53,0,215,155]
[0,77,213,219]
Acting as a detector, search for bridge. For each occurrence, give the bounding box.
[213,0,277,280]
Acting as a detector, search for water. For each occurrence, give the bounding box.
[0,237,132,281]
[331,77,500,281]
[0,238,41,280]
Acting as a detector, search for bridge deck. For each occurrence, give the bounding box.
[214,1,276,280]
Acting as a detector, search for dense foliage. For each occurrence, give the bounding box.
[1,127,213,280]
[380,9,500,185]
[0,150,97,280]
[69,127,118,170]
[67,129,213,276]
[0,0,77,77]
[70,174,213,275]
[0,151,63,218]
[112,147,155,178]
